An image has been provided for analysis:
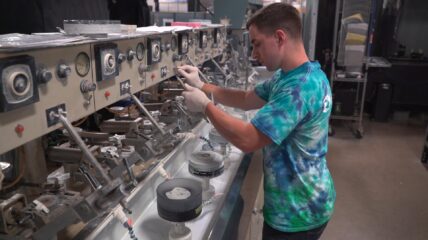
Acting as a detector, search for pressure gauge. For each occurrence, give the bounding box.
[199,31,207,48]
[136,42,145,61]
[215,31,221,44]
[147,38,162,65]
[178,33,189,55]
[75,52,90,77]
[171,36,177,51]
[153,44,160,60]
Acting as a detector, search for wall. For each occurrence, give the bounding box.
[396,0,428,55]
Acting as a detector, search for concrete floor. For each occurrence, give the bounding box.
[322,121,428,240]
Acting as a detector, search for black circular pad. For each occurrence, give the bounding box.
[157,178,202,222]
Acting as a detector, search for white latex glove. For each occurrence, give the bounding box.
[182,84,211,113]
[177,65,204,89]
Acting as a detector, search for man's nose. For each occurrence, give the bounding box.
[251,49,257,59]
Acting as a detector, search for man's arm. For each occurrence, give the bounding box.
[202,83,266,111]
[205,102,272,153]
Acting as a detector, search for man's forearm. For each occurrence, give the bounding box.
[201,83,251,110]
[204,103,271,153]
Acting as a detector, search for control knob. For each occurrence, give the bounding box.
[127,50,136,61]
[117,53,126,64]
[57,64,71,78]
[37,68,52,83]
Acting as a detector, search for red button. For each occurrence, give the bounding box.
[105,91,111,97]
[15,124,24,134]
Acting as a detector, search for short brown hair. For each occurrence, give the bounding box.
[246,3,302,40]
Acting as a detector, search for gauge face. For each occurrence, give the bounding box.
[171,36,177,51]
[199,32,207,48]
[75,52,90,77]
[13,74,29,95]
[152,43,161,61]
[182,36,188,51]
[136,42,145,61]
[178,34,189,54]
[216,32,221,44]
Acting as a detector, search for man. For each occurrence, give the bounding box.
[178,3,335,240]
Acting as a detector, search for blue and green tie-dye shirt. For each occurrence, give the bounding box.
[251,61,335,232]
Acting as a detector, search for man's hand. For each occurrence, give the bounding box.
[177,65,204,89]
[182,84,211,113]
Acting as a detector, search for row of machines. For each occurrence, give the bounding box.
[0,24,254,240]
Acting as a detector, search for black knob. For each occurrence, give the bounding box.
[38,69,52,83]
[127,50,136,61]
[118,53,126,64]
[57,64,71,78]
[80,80,96,93]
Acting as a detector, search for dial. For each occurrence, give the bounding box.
[202,34,207,47]
[181,35,188,52]
[171,36,177,51]
[216,31,221,44]
[152,43,161,61]
[75,52,90,77]
[12,73,29,95]
[136,43,145,61]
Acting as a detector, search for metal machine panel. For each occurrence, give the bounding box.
[0,44,95,154]
[92,38,146,111]
[0,55,39,112]
[145,33,187,89]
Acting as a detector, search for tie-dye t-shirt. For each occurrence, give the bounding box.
[251,61,335,232]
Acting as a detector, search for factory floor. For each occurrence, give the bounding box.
[322,120,428,240]
[238,119,428,240]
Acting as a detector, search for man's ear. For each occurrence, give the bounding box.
[274,29,287,45]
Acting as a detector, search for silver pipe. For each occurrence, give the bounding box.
[56,110,111,184]
[129,94,166,135]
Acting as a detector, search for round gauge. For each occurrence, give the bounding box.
[202,34,207,45]
[171,36,177,51]
[75,52,90,77]
[105,54,116,70]
[14,75,27,93]
[12,73,30,96]
[152,43,161,60]
[136,42,145,61]
[182,36,188,52]
[216,32,221,43]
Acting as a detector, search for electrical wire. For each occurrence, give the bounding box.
[72,116,88,127]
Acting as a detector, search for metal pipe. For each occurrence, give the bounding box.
[56,110,111,184]
[129,94,166,135]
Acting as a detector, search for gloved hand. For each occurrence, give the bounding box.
[182,84,211,113]
[177,65,204,89]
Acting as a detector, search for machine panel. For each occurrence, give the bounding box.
[0,45,95,154]
[93,38,146,111]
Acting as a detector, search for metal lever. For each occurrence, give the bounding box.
[175,75,186,88]
[174,77,210,123]
[79,164,102,190]
[54,109,112,184]
[122,158,138,186]
[129,94,166,135]
[185,55,210,83]
[174,101,193,125]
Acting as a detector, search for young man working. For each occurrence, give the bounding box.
[178,3,335,240]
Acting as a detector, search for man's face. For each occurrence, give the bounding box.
[249,25,282,71]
